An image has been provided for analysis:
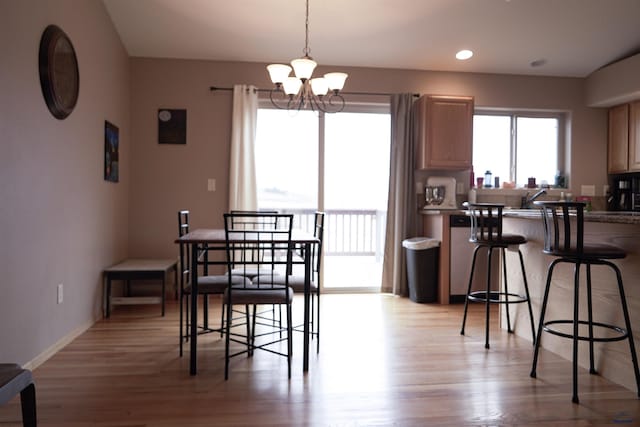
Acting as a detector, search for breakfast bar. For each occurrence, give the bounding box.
[502,210,640,392]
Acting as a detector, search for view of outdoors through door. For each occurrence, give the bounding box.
[255,108,390,291]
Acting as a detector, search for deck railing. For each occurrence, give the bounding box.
[274,208,387,259]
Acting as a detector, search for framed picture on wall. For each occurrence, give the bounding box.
[158,108,187,144]
[104,120,119,182]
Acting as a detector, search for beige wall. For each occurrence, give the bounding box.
[130,58,606,260]
[1,0,625,367]
[0,0,130,365]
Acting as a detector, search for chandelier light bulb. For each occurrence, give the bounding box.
[291,57,317,80]
[267,64,292,84]
[324,72,348,91]
[282,77,302,95]
[310,77,329,96]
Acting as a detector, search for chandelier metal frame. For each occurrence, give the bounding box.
[266,0,348,113]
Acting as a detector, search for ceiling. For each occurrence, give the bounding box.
[102,0,640,78]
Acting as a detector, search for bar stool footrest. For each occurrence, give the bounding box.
[468,291,529,304]
[543,319,628,342]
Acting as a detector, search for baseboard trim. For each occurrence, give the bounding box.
[23,317,97,370]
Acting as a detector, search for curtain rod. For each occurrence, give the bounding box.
[209,86,419,98]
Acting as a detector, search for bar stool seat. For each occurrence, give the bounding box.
[530,201,640,404]
[460,202,536,349]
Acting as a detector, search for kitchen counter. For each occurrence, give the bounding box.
[500,213,640,393]
[503,209,640,225]
[422,207,640,225]
[421,206,640,393]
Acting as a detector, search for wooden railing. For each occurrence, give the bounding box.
[273,208,387,259]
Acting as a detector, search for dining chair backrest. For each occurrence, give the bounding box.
[177,210,191,287]
[312,212,325,278]
[462,202,504,243]
[223,212,294,287]
[534,201,585,256]
[229,210,279,230]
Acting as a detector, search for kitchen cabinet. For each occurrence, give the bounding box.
[608,101,640,173]
[415,95,474,170]
[629,101,640,171]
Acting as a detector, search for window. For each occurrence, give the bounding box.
[255,105,391,291]
[473,113,564,188]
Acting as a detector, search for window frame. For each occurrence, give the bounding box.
[473,109,566,186]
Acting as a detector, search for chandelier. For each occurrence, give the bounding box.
[266,0,348,113]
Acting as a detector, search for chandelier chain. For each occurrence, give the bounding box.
[303,0,310,57]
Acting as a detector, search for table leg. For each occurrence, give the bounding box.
[190,242,199,375]
[106,276,112,318]
[303,242,311,372]
[161,275,166,317]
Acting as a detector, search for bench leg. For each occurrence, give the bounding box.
[20,383,36,427]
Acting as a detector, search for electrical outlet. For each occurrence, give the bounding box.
[57,283,63,304]
[581,185,596,197]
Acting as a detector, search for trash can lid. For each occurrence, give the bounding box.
[402,237,441,250]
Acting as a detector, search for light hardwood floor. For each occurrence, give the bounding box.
[2,294,640,426]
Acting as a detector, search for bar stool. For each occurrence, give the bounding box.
[460,202,536,349]
[530,201,640,403]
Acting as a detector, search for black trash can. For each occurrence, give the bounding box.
[402,237,440,303]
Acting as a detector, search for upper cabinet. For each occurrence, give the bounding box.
[608,101,640,173]
[415,95,474,170]
[629,101,640,171]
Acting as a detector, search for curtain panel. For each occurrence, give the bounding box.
[381,93,417,296]
[228,84,259,211]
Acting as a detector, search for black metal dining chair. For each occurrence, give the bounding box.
[257,211,325,353]
[222,212,295,379]
[530,201,640,403]
[177,210,250,357]
[0,364,36,427]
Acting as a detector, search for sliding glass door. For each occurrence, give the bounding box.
[255,106,390,292]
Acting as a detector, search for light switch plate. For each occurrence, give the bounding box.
[207,179,216,192]
[580,185,595,197]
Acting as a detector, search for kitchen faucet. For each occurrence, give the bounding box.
[521,189,547,209]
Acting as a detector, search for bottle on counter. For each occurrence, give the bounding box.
[468,187,477,204]
[484,170,492,188]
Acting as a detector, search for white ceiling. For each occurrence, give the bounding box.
[102,0,640,78]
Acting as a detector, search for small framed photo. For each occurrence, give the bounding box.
[158,108,187,144]
[104,120,119,182]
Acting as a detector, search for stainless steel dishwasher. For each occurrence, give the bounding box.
[449,214,499,303]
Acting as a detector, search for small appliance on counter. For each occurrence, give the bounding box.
[610,174,640,211]
[423,176,457,210]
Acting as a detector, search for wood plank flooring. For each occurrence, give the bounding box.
[2,294,640,426]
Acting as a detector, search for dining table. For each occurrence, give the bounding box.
[175,228,319,375]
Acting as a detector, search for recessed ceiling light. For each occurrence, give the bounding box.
[456,50,473,60]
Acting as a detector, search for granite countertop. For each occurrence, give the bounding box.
[420,207,640,225]
[503,209,640,225]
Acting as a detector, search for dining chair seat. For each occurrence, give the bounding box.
[255,274,318,292]
[183,274,249,295]
[0,364,36,427]
[230,266,274,279]
[224,286,294,305]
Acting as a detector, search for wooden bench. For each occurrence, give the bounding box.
[0,364,36,426]
[103,259,178,318]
